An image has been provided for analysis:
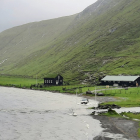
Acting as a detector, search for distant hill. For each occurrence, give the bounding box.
[0,0,140,84]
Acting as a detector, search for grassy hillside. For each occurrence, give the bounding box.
[0,0,140,84]
[0,15,76,75]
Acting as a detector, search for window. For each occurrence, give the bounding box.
[51,80,52,83]
[56,80,58,85]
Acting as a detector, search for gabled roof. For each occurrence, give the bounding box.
[44,74,62,79]
[101,76,139,82]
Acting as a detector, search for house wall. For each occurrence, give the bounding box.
[135,77,140,86]
[120,81,136,87]
[101,80,138,87]
[44,78,55,85]
[55,75,63,85]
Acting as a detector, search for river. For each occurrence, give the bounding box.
[0,86,103,140]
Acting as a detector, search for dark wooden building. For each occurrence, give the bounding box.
[101,76,140,87]
[44,74,63,86]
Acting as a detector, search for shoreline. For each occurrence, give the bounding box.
[92,97,140,140]
[93,116,140,140]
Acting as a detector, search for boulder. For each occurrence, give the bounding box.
[93,104,121,110]
[97,92,105,96]
[108,108,118,115]
[86,90,93,94]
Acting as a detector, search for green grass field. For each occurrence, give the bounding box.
[0,75,94,93]
[100,87,140,107]
[0,75,43,88]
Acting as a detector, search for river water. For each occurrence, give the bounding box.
[0,86,103,140]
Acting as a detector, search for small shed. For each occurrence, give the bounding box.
[44,74,63,86]
[101,75,140,87]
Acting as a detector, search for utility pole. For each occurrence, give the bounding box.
[36,75,37,87]
[94,86,98,115]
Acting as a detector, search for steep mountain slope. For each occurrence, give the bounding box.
[0,15,76,74]
[0,0,140,84]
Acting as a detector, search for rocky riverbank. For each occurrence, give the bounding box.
[93,116,140,140]
[92,96,140,140]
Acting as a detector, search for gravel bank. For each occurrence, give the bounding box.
[93,116,140,140]
[91,96,140,140]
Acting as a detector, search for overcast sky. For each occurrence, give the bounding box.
[0,0,97,32]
